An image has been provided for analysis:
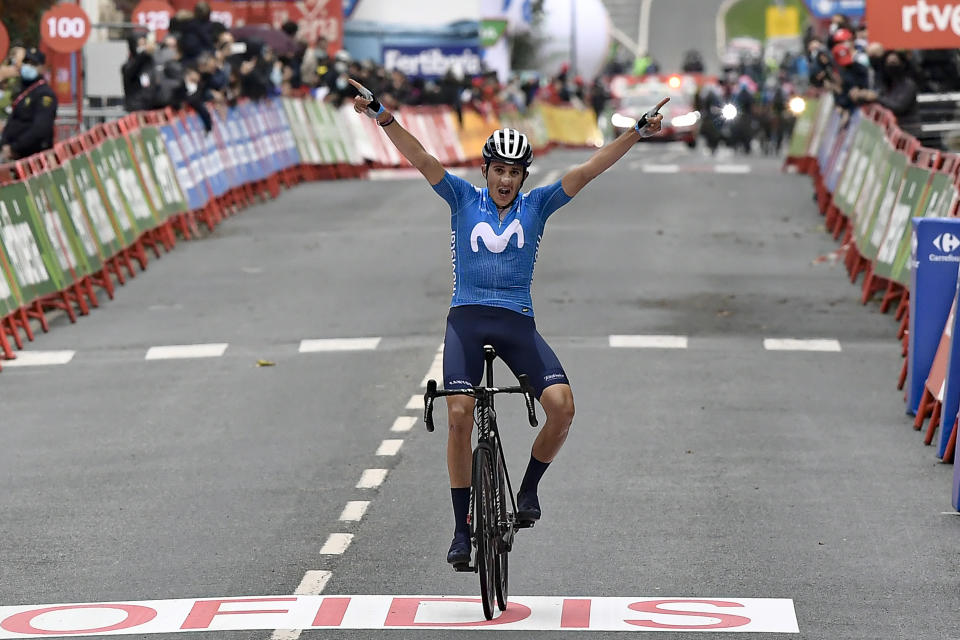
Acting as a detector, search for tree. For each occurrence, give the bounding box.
[1,0,60,48]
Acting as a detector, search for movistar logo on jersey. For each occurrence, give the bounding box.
[470,220,524,253]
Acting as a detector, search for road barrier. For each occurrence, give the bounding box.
[0,97,600,372]
[786,95,960,507]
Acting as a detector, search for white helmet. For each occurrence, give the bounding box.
[482,128,533,167]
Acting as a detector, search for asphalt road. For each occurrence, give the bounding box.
[1,139,958,639]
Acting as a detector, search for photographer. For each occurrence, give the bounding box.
[0,49,57,162]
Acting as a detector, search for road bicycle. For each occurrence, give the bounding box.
[423,345,539,620]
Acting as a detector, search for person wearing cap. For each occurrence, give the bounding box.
[349,77,666,566]
[0,48,57,162]
[831,42,868,117]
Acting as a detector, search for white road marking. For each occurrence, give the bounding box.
[145,343,228,360]
[367,168,421,180]
[298,338,381,352]
[763,338,842,352]
[319,533,354,555]
[0,594,799,634]
[715,164,751,174]
[609,335,688,349]
[940,511,960,516]
[241,266,263,274]
[641,164,679,173]
[2,350,75,366]
[420,349,444,387]
[391,416,417,432]
[405,394,422,410]
[356,468,388,489]
[293,570,332,594]
[375,439,403,456]
[339,501,370,522]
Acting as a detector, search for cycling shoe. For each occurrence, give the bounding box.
[446,532,471,564]
[516,491,541,522]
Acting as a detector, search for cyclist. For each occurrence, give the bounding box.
[350,79,665,564]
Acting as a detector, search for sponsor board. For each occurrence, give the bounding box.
[0,595,799,636]
[382,45,483,79]
[867,0,960,49]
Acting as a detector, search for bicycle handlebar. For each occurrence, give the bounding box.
[423,375,539,432]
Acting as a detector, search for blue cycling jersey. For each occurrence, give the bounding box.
[432,171,572,317]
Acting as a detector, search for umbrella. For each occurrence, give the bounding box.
[230,25,298,57]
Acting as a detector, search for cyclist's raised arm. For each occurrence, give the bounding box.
[349,78,445,186]
[560,96,668,198]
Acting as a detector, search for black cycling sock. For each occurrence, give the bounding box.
[519,454,550,496]
[451,487,471,536]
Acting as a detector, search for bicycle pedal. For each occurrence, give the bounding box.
[452,561,474,573]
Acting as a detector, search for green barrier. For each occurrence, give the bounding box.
[874,165,933,283]
[103,136,161,234]
[0,182,65,304]
[87,142,139,248]
[889,174,959,285]
[330,105,364,165]
[805,93,835,162]
[305,99,351,164]
[283,98,324,165]
[831,116,876,217]
[26,172,92,283]
[139,126,188,217]
[68,155,126,260]
[856,139,907,262]
[50,166,106,278]
[851,124,894,249]
[787,97,820,157]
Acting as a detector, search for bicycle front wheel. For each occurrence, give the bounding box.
[494,449,509,611]
[472,445,497,621]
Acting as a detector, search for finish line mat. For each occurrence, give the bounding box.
[0,595,799,635]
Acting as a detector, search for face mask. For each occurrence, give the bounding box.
[270,67,283,86]
[20,64,38,82]
[335,76,347,90]
[885,63,904,77]
[185,80,198,95]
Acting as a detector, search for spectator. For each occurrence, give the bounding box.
[0,49,57,162]
[170,1,216,63]
[807,37,833,89]
[831,42,869,115]
[850,50,918,125]
[122,31,157,112]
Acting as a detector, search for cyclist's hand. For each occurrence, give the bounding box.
[348,78,383,119]
[637,96,669,137]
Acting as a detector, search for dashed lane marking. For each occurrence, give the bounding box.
[268,571,334,640]
[339,501,370,522]
[420,345,444,387]
[609,335,688,349]
[356,468,388,489]
[375,439,403,456]
[144,343,228,360]
[405,394,422,410]
[714,164,751,174]
[1,350,75,367]
[0,594,799,635]
[763,338,842,352]
[298,338,381,352]
[639,163,679,173]
[391,416,417,432]
[318,533,354,555]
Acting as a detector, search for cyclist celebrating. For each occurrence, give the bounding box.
[350,79,666,564]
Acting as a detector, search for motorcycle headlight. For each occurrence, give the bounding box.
[610,112,635,128]
[789,96,806,115]
[721,104,738,120]
[670,111,700,128]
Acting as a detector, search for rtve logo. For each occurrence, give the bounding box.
[901,0,960,34]
[933,232,960,253]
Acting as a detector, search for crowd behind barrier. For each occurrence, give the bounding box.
[785,92,960,508]
[0,95,601,373]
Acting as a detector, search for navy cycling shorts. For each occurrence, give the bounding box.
[443,304,569,398]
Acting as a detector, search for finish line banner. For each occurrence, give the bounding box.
[0,595,799,635]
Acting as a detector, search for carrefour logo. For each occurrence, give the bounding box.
[933,232,960,253]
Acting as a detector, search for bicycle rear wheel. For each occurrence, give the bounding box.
[472,445,497,621]
[494,449,509,611]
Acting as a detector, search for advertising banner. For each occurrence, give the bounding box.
[67,156,126,258]
[831,117,877,217]
[88,141,139,247]
[135,127,187,219]
[160,123,204,211]
[786,97,819,158]
[908,217,960,413]
[850,126,893,242]
[939,283,960,458]
[0,182,61,304]
[891,173,959,284]
[25,172,89,284]
[804,0,864,19]
[50,166,105,277]
[866,0,960,50]
[381,44,483,79]
[874,165,932,282]
[858,146,908,262]
[103,136,162,234]
[824,110,861,194]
